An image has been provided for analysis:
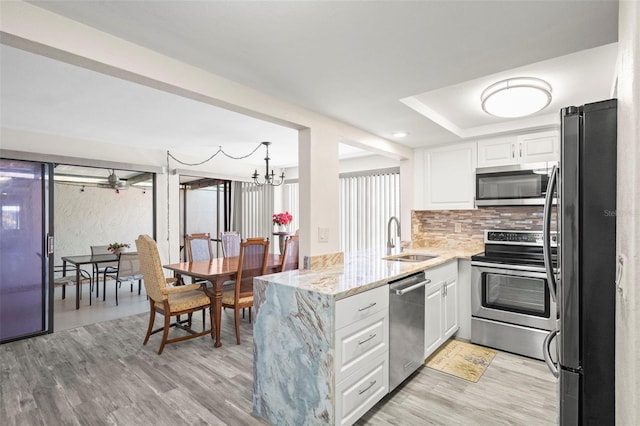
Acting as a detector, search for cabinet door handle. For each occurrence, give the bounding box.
[511,144,515,158]
[358,380,377,395]
[358,334,377,345]
[519,143,523,157]
[358,302,376,312]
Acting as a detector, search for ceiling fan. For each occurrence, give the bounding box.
[98,169,128,190]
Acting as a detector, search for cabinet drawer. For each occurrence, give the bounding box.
[335,353,388,426]
[423,260,457,284]
[335,285,388,330]
[335,310,388,382]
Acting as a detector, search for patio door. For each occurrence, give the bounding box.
[0,158,53,342]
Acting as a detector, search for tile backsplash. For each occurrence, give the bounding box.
[412,207,554,249]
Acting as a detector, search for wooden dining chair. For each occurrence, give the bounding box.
[221,238,269,344]
[135,234,214,354]
[185,233,213,263]
[220,231,241,258]
[280,235,299,272]
[185,232,216,326]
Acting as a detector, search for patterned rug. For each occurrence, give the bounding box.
[425,339,497,383]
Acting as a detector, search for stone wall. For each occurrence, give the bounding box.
[411,206,554,249]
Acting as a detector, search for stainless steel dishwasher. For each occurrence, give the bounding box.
[388,271,430,391]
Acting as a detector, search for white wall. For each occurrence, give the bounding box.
[616,2,639,424]
[53,183,153,266]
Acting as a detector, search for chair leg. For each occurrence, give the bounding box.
[62,284,66,299]
[158,312,171,355]
[202,309,205,330]
[103,279,106,301]
[249,307,252,323]
[234,307,241,345]
[115,280,119,306]
[138,280,142,295]
[209,306,215,339]
[143,300,155,345]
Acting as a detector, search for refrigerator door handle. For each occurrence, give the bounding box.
[543,329,559,378]
[543,165,558,303]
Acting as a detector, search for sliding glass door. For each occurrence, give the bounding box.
[0,159,53,342]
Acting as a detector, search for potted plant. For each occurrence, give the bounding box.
[108,242,130,255]
[272,211,293,232]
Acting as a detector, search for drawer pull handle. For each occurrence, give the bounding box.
[358,380,377,395]
[358,334,377,345]
[358,302,376,312]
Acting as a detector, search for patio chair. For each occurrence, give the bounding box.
[104,252,144,305]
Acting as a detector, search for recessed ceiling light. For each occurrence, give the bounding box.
[481,77,552,118]
[392,131,409,138]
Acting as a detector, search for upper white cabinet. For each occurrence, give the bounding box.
[414,142,477,210]
[477,130,559,168]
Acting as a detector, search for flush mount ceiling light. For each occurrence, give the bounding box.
[481,77,552,118]
[392,131,409,138]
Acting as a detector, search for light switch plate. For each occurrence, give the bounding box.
[454,223,462,233]
[318,227,329,243]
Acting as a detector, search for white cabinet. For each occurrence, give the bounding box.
[423,261,459,359]
[334,285,389,426]
[455,259,472,340]
[477,130,559,168]
[517,131,559,163]
[414,142,477,210]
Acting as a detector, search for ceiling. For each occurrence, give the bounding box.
[0,1,619,169]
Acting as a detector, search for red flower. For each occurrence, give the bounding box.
[273,211,293,226]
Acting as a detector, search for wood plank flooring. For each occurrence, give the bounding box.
[1,311,557,425]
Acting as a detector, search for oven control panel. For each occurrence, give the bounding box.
[485,230,557,246]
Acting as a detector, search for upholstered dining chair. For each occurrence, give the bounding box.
[220,231,241,258]
[185,233,213,263]
[104,252,144,305]
[221,238,269,344]
[280,235,299,272]
[135,234,214,354]
[90,244,118,297]
[185,233,216,326]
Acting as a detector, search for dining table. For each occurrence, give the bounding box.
[61,253,120,309]
[163,254,281,347]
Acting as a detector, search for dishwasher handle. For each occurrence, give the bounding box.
[392,279,430,296]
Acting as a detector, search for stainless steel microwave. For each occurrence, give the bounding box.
[475,162,557,206]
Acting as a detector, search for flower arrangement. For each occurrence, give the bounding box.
[273,211,293,226]
[108,242,130,253]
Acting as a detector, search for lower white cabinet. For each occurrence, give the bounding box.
[424,261,459,359]
[334,285,389,426]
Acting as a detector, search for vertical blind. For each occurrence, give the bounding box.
[282,181,299,233]
[232,182,274,250]
[339,168,400,252]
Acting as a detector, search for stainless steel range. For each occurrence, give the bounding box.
[470,230,557,360]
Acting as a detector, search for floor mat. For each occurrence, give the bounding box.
[425,339,497,382]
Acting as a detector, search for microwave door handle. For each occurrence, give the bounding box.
[543,165,558,303]
[543,329,559,377]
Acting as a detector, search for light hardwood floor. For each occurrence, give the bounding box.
[1,310,557,425]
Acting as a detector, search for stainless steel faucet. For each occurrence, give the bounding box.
[386,216,401,255]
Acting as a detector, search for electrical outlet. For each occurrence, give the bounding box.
[454,223,462,233]
[318,227,329,243]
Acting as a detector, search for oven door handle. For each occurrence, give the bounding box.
[471,261,548,275]
[543,165,558,304]
[543,329,559,378]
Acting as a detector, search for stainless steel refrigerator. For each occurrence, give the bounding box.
[542,99,617,425]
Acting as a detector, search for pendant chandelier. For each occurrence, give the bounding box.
[252,141,285,186]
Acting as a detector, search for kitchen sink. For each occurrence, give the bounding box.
[384,254,437,262]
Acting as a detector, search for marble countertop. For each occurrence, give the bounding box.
[258,244,483,301]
